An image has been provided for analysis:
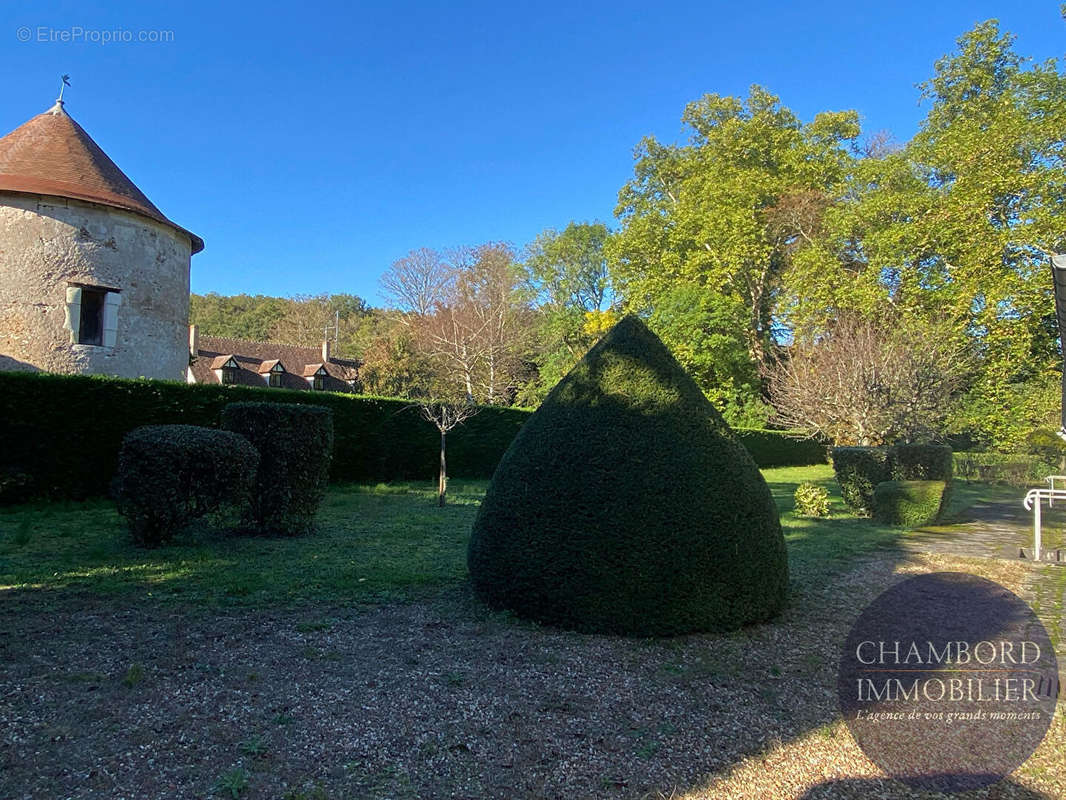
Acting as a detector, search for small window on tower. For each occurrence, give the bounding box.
[78,289,106,346]
[65,284,121,347]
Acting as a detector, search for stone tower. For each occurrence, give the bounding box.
[0,98,203,380]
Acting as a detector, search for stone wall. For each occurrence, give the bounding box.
[0,193,192,380]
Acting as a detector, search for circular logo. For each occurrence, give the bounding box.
[838,572,1059,792]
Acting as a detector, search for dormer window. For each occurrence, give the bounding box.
[219,356,239,385]
[65,284,121,347]
[268,362,285,388]
[308,365,328,391]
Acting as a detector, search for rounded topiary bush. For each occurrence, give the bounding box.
[113,425,260,546]
[872,480,947,527]
[221,402,334,535]
[467,315,787,636]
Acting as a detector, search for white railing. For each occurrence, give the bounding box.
[1023,481,1066,561]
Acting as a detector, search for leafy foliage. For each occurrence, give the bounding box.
[468,315,788,635]
[952,451,1057,487]
[733,429,827,468]
[831,447,892,516]
[834,444,953,515]
[190,292,373,359]
[785,21,1066,450]
[112,425,259,546]
[888,443,954,482]
[608,86,860,424]
[793,482,831,517]
[519,222,614,404]
[221,403,334,535]
[1024,428,1066,466]
[873,480,947,527]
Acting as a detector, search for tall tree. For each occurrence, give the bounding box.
[608,86,860,425]
[783,20,1066,448]
[520,221,615,404]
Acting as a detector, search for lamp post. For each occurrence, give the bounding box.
[1052,255,1066,442]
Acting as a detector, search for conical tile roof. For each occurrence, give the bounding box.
[0,100,203,253]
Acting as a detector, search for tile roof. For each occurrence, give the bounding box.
[190,336,360,392]
[0,100,204,253]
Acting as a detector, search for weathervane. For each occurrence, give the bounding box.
[57,74,70,103]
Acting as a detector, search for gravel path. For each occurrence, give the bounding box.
[1,553,1062,800]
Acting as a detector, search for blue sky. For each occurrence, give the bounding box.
[1,1,1063,304]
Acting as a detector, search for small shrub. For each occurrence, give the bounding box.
[113,425,260,546]
[888,443,953,482]
[873,480,947,527]
[221,402,334,536]
[794,482,831,517]
[832,447,891,516]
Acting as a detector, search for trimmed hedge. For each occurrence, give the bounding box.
[832,447,892,516]
[734,429,828,468]
[0,371,826,502]
[0,371,527,500]
[873,480,947,527]
[953,451,1057,487]
[467,315,788,636]
[221,403,334,535]
[113,425,259,546]
[889,443,953,482]
[834,444,954,515]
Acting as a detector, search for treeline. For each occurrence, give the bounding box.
[192,20,1066,451]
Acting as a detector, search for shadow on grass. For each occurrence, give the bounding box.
[0,481,488,608]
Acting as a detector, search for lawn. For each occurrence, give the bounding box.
[0,465,915,608]
[2,467,1063,799]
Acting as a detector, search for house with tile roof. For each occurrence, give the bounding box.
[0,96,201,380]
[188,327,361,393]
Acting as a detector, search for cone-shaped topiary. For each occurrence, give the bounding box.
[467,315,788,635]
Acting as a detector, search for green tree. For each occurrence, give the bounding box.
[519,221,614,404]
[608,86,860,425]
[785,20,1066,449]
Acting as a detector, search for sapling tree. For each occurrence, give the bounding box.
[418,401,479,506]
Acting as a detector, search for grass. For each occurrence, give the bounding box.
[0,480,484,607]
[0,466,979,608]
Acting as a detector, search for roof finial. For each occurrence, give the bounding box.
[56,74,71,105]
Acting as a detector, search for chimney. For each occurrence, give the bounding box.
[322,337,331,362]
[189,324,198,356]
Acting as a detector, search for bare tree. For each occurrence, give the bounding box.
[766,314,967,445]
[385,243,533,404]
[418,401,479,506]
[380,248,454,318]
